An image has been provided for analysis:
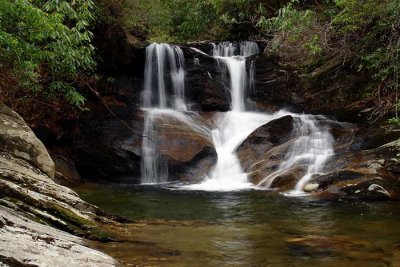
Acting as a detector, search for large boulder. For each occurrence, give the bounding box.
[237,115,296,185]
[0,104,126,265]
[237,115,294,169]
[0,103,55,178]
[143,111,217,182]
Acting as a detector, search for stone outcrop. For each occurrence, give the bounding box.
[75,104,142,183]
[0,103,55,178]
[237,115,297,185]
[235,112,400,200]
[307,139,400,200]
[0,104,120,265]
[181,46,230,112]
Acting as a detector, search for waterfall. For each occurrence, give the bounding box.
[140,41,335,195]
[141,43,187,184]
[184,42,270,191]
[141,112,168,184]
[212,41,260,111]
[142,43,186,111]
[256,115,334,194]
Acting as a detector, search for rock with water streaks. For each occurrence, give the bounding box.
[149,113,217,182]
[237,115,297,186]
[306,139,400,200]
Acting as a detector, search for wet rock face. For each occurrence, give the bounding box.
[75,106,143,183]
[50,153,82,186]
[146,113,217,182]
[237,115,295,185]
[182,46,230,112]
[305,140,400,200]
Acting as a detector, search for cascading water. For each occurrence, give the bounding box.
[256,115,334,195]
[140,41,335,194]
[141,112,168,184]
[185,42,271,191]
[142,43,187,111]
[141,43,187,184]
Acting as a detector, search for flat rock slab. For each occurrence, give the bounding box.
[0,206,116,267]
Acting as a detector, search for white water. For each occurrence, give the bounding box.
[256,115,334,195]
[141,112,168,184]
[141,43,188,184]
[184,42,269,191]
[141,41,335,194]
[142,43,186,111]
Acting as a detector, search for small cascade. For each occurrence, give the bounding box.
[212,41,260,57]
[141,43,188,184]
[142,43,186,111]
[186,41,267,191]
[212,41,260,111]
[256,115,334,195]
[141,113,168,184]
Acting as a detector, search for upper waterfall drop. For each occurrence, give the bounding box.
[142,43,187,111]
[211,41,260,112]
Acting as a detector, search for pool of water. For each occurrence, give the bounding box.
[75,183,400,267]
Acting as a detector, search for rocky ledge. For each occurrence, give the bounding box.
[237,115,400,200]
[0,103,122,266]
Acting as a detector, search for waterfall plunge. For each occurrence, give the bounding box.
[185,42,272,191]
[142,43,187,111]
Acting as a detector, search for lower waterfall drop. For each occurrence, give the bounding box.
[185,42,272,191]
[256,115,335,195]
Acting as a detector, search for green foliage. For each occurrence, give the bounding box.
[0,0,96,107]
[388,116,400,126]
[121,0,219,43]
